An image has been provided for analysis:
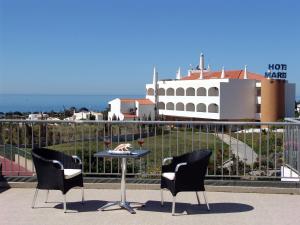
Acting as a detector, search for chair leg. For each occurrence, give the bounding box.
[196,192,201,205]
[203,191,210,211]
[63,194,67,213]
[160,189,164,206]
[31,188,39,208]
[45,190,49,203]
[172,196,176,216]
[81,187,84,204]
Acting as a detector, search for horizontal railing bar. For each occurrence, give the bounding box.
[0,119,299,126]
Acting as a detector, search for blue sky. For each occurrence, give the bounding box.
[1,0,300,96]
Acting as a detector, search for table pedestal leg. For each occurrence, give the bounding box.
[100,158,141,214]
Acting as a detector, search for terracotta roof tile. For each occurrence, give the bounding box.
[123,113,136,118]
[181,70,265,81]
[136,99,155,105]
[120,99,136,103]
[120,98,154,105]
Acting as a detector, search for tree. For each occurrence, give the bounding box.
[101,107,109,120]
[88,113,96,120]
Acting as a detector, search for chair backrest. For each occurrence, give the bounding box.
[32,148,79,169]
[174,149,212,191]
[173,149,211,167]
[32,148,65,189]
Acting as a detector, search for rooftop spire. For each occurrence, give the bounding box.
[221,66,225,79]
[207,64,211,72]
[243,65,248,79]
[199,68,203,79]
[176,67,181,79]
[152,66,158,85]
[199,53,205,70]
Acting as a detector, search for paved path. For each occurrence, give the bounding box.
[216,134,258,165]
[1,188,300,225]
[0,156,33,176]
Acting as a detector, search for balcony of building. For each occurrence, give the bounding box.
[1,119,300,224]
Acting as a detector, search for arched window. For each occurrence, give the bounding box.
[166,102,174,110]
[197,103,206,112]
[186,87,195,96]
[208,103,219,113]
[208,87,219,96]
[186,103,195,112]
[158,102,165,110]
[176,102,184,111]
[176,88,184,96]
[158,88,165,96]
[166,88,175,96]
[197,87,206,96]
[147,88,154,96]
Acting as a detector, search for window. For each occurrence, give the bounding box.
[166,102,174,110]
[256,87,261,97]
[158,102,165,110]
[208,87,219,96]
[208,103,219,113]
[176,88,184,96]
[176,102,184,111]
[166,88,175,96]
[197,103,206,112]
[256,104,261,113]
[158,88,165,96]
[186,103,195,112]
[197,87,206,96]
[147,88,154,95]
[186,87,195,96]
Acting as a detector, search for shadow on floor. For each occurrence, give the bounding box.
[53,200,108,213]
[0,176,10,193]
[0,187,10,193]
[138,201,254,215]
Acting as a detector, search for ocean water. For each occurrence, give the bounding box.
[0,94,299,113]
[0,94,143,113]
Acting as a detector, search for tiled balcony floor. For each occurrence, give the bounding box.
[1,188,299,225]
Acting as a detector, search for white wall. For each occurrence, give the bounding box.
[120,102,135,113]
[281,165,300,182]
[285,82,296,117]
[220,79,257,120]
[108,98,121,120]
[146,79,223,119]
[137,102,155,120]
[159,109,220,119]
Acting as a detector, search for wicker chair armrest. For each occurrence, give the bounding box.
[162,157,173,165]
[175,162,187,173]
[72,155,82,165]
[32,152,64,170]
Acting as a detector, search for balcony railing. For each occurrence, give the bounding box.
[0,119,299,180]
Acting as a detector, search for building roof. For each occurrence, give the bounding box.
[120,99,136,103]
[123,113,137,118]
[120,98,154,105]
[136,99,155,105]
[181,70,265,81]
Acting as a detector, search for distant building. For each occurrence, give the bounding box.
[27,113,49,120]
[108,53,296,122]
[65,110,103,121]
[108,98,155,121]
[296,104,300,114]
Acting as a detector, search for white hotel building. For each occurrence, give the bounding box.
[108,54,295,122]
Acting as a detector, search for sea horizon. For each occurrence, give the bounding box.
[0,94,144,113]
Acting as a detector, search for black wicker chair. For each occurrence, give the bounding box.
[160,149,212,215]
[31,148,84,213]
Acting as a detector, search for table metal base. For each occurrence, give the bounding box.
[100,201,144,214]
[94,156,149,214]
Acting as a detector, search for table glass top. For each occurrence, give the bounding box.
[94,149,149,158]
